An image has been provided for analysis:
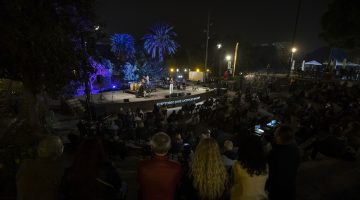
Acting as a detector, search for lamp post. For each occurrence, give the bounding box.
[217,43,222,77]
[290,47,297,72]
[226,55,232,74]
[290,47,297,63]
[233,42,239,77]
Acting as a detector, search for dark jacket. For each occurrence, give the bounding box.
[138,155,182,200]
[60,160,122,200]
[267,143,300,200]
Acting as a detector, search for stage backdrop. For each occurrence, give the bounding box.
[189,71,204,82]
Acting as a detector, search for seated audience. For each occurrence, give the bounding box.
[267,125,300,200]
[137,132,182,200]
[222,140,237,172]
[60,139,123,200]
[17,135,64,200]
[231,135,268,200]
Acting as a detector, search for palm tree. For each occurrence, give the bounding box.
[143,23,178,62]
[110,33,135,61]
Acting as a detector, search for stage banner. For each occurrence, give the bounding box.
[189,71,204,82]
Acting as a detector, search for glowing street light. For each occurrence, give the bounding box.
[176,68,179,72]
[170,68,174,72]
[226,55,232,61]
[206,69,210,72]
[196,68,200,72]
[290,47,298,72]
[217,43,222,49]
[290,47,297,63]
[94,25,100,31]
[184,69,187,72]
[226,55,232,73]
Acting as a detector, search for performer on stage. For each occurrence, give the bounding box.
[146,75,150,85]
[169,78,174,94]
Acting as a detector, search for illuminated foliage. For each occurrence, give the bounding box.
[110,34,135,61]
[143,23,178,62]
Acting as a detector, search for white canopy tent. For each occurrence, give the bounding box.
[305,60,322,66]
[302,60,322,71]
[347,62,360,67]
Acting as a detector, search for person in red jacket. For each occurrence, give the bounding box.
[137,132,182,200]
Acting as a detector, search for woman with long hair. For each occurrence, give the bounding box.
[187,138,228,200]
[60,139,123,200]
[231,135,268,200]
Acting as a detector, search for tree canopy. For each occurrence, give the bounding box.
[320,0,360,50]
[143,23,178,62]
[110,33,136,62]
[0,0,98,96]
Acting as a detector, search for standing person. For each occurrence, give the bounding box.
[183,138,228,200]
[231,135,268,200]
[17,136,65,200]
[138,132,182,200]
[146,75,150,85]
[169,78,174,94]
[267,125,300,200]
[60,139,123,200]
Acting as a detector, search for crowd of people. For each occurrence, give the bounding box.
[15,75,360,200]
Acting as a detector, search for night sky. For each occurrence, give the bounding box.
[95,0,333,58]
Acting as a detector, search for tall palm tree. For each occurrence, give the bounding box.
[143,23,178,62]
[110,33,135,61]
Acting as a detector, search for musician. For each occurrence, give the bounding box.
[169,78,174,94]
[146,75,150,85]
[182,78,186,90]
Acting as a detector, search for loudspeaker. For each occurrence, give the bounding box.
[165,95,170,98]
[178,92,185,97]
[123,99,130,102]
[170,93,178,98]
[187,93,191,95]
[96,75,103,83]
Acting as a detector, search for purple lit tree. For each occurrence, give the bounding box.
[88,57,110,93]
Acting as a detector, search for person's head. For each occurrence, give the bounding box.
[190,138,228,200]
[150,132,171,155]
[223,140,234,152]
[237,135,267,176]
[37,136,64,159]
[69,138,106,179]
[275,125,295,145]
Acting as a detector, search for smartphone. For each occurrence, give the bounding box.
[266,120,278,128]
[255,125,264,136]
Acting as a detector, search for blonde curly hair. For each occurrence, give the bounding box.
[190,138,228,200]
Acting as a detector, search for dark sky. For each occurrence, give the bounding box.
[95,0,332,57]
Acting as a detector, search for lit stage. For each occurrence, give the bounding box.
[77,86,216,114]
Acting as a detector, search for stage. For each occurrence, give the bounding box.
[77,86,216,115]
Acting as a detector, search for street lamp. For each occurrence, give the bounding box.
[170,68,174,72]
[226,55,232,73]
[217,43,222,49]
[290,47,297,72]
[176,68,179,72]
[290,47,297,62]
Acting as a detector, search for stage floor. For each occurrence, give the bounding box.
[78,87,211,104]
